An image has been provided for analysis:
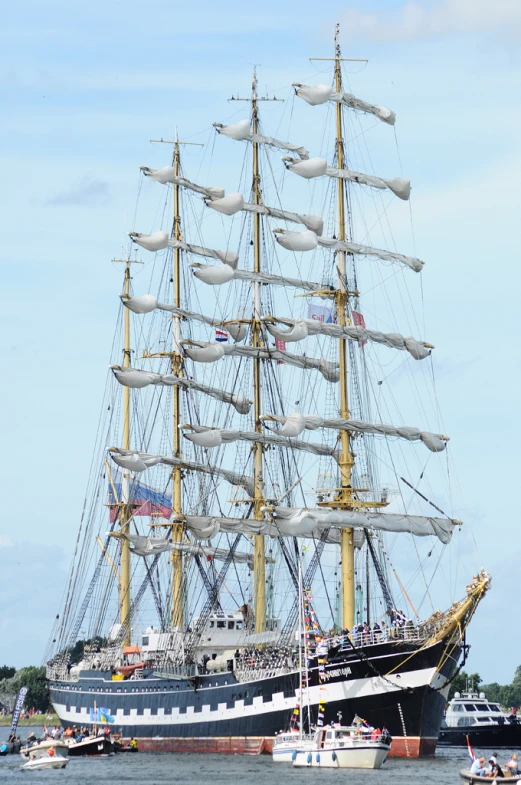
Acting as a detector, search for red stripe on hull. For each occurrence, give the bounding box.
[129,735,438,757]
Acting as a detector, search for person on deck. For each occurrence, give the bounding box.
[470,757,488,777]
[129,738,138,750]
[487,756,504,778]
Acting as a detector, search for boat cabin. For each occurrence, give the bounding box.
[444,691,507,728]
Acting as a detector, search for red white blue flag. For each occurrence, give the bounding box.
[351,310,367,346]
[466,735,475,763]
[215,329,228,342]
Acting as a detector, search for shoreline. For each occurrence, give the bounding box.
[0,715,59,727]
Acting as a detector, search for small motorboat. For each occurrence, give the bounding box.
[21,753,69,770]
[20,740,69,760]
[460,770,521,784]
[67,734,114,756]
[293,724,391,769]
[272,730,314,762]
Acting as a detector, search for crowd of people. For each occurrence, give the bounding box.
[470,752,520,778]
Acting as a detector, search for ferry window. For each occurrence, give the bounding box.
[326,731,333,739]
[459,717,475,726]
[209,621,214,628]
[228,621,235,630]
[142,636,149,646]
[489,704,500,711]
[463,703,478,711]
[452,705,463,712]
[236,621,243,630]
[217,621,226,629]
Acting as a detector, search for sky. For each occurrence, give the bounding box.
[1,0,521,684]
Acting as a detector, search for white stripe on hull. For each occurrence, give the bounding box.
[53,665,437,728]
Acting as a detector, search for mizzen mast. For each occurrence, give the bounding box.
[112,250,143,645]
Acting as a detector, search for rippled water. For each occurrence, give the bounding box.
[1,726,515,785]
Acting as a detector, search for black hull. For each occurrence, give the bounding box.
[50,636,461,756]
[439,723,521,748]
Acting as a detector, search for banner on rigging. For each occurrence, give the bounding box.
[10,686,28,735]
[307,303,336,324]
[351,310,367,346]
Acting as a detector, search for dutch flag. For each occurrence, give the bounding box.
[215,329,228,342]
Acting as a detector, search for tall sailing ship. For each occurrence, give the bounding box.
[46,30,489,757]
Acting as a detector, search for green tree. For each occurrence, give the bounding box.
[0,665,16,680]
[13,667,50,712]
[448,671,482,700]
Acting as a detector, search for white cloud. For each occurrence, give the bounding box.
[45,175,110,208]
[343,0,521,41]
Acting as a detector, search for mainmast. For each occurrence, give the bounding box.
[230,71,282,633]
[251,71,266,634]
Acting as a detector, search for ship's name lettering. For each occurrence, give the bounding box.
[327,667,352,678]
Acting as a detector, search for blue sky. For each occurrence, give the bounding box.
[1,0,521,683]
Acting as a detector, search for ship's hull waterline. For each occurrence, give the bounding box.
[50,637,460,758]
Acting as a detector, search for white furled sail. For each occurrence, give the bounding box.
[182,424,339,459]
[109,448,254,496]
[191,262,324,293]
[129,232,238,266]
[140,167,225,200]
[242,202,323,235]
[326,168,411,201]
[114,533,273,567]
[275,229,424,272]
[293,83,396,125]
[182,340,340,382]
[183,508,458,545]
[207,193,245,216]
[261,414,449,453]
[214,121,309,159]
[263,317,432,360]
[273,507,458,544]
[111,365,252,414]
[169,239,238,267]
[285,157,410,200]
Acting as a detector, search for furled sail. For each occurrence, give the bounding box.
[273,507,457,544]
[275,229,424,272]
[214,120,309,159]
[140,167,225,200]
[261,413,449,453]
[111,366,251,415]
[109,448,254,496]
[184,507,458,545]
[182,340,340,382]
[129,231,238,267]
[242,202,323,236]
[285,157,410,201]
[191,262,325,293]
[113,533,273,567]
[182,424,339,459]
[293,83,396,126]
[263,317,432,360]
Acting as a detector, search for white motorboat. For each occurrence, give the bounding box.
[293,724,391,768]
[272,730,314,762]
[21,753,69,770]
[20,740,69,760]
